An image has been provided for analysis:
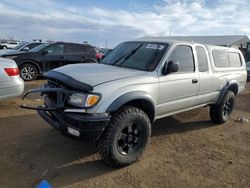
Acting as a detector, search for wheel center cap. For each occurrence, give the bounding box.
[127,135,133,143]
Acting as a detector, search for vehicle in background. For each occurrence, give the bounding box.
[0,58,24,100]
[246,61,250,80]
[95,48,104,62]
[239,42,250,62]
[2,42,97,81]
[239,43,250,80]
[95,48,112,62]
[245,42,250,62]
[22,39,247,167]
[0,42,44,56]
[0,41,21,49]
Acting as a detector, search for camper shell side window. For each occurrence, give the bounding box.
[212,50,242,68]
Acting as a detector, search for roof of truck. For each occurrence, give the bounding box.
[133,37,195,45]
[135,37,242,53]
[139,35,250,46]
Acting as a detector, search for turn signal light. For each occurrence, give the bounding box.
[85,94,100,107]
[4,68,20,76]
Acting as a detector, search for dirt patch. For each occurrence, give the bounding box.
[0,81,249,188]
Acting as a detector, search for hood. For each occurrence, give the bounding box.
[2,50,28,56]
[53,63,146,86]
[0,49,14,56]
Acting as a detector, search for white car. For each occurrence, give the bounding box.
[0,41,20,49]
[0,57,24,100]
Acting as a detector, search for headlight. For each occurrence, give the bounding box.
[67,93,100,108]
[5,56,18,60]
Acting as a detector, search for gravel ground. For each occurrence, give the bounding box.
[0,80,249,188]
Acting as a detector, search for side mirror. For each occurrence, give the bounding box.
[162,60,179,75]
[42,50,48,55]
[22,47,29,51]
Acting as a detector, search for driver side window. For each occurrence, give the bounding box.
[46,44,64,54]
[168,45,195,73]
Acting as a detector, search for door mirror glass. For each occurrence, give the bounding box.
[162,60,179,75]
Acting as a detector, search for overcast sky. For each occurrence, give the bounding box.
[0,0,249,47]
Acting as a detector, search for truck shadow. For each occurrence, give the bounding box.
[36,117,216,187]
[1,114,216,187]
[152,116,215,137]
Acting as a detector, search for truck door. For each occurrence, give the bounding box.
[41,43,65,71]
[158,45,199,117]
[65,44,83,66]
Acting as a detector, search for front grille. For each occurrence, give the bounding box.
[44,80,62,107]
[46,80,61,89]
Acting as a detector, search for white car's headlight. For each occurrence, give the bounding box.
[67,93,100,108]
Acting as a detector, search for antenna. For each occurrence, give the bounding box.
[169,27,173,36]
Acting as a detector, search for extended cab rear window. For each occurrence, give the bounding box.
[212,50,242,68]
[196,46,209,72]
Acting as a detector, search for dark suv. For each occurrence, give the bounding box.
[2,42,97,81]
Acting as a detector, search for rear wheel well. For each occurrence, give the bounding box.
[228,84,238,96]
[117,99,155,123]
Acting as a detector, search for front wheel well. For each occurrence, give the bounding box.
[117,99,155,123]
[20,61,41,74]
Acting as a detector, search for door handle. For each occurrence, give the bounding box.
[192,78,198,84]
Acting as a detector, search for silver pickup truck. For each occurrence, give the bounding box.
[22,38,247,167]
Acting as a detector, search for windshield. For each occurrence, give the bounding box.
[101,42,169,71]
[13,42,28,50]
[29,43,50,52]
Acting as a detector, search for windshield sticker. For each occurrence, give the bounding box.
[146,44,165,50]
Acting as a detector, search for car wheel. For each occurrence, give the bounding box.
[20,64,38,81]
[97,106,151,167]
[3,46,7,49]
[210,91,235,124]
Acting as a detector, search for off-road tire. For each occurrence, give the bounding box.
[210,91,235,124]
[20,63,38,81]
[97,106,151,168]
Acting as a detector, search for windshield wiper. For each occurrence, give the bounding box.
[111,44,143,66]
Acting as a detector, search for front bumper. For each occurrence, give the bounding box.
[21,84,110,141]
[38,110,110,141]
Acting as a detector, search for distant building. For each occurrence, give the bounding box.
[142,35,250,49]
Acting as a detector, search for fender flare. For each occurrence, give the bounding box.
[216,81,239,105]
[106,91,156,121]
